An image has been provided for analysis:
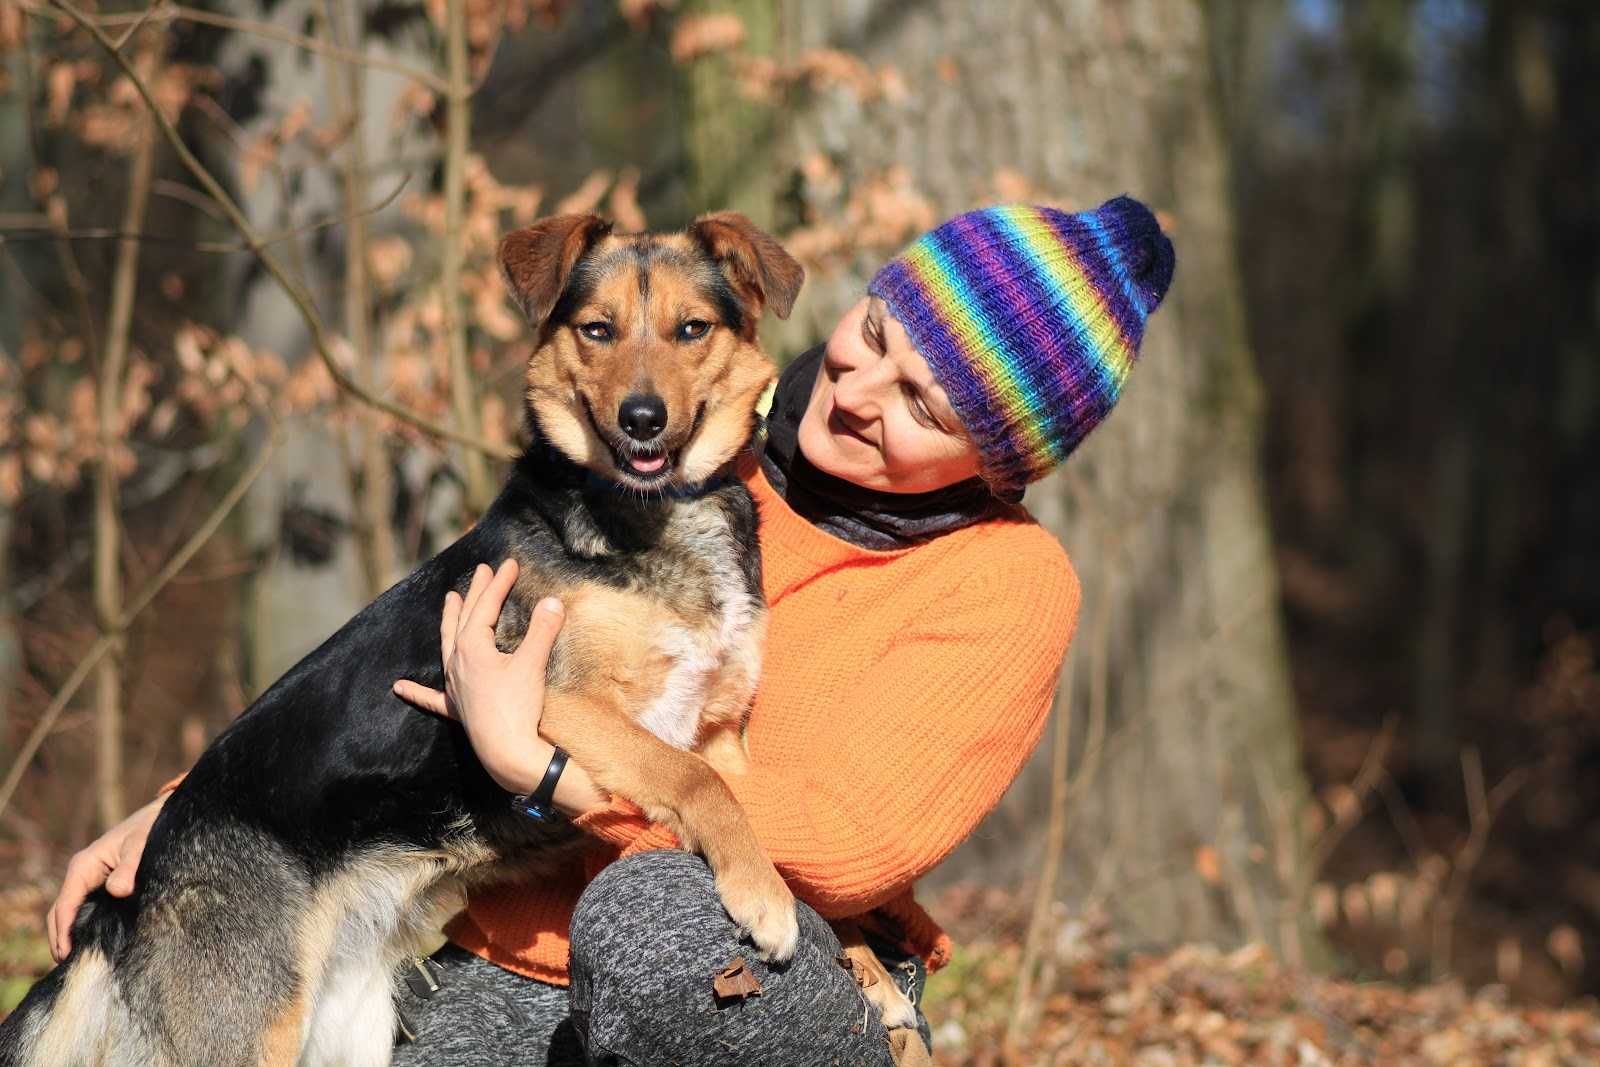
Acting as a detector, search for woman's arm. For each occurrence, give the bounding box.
[45,794,166,961]
[576,549,1082,917]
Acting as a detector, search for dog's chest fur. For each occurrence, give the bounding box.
[494,458,765,753]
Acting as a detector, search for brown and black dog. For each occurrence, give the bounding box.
[0,212,823,1067]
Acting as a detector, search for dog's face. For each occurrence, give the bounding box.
[500,213,803,491]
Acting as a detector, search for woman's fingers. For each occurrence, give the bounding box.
[464,559,519,638]
[392,679,452,718]
[513,597,566,672]
[45,900,59,961]
[439,590,461,666]
[104,834,146,898]
[457,564,492,640]
[48,852,110,961]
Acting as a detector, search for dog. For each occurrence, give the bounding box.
[1,211,812,1067]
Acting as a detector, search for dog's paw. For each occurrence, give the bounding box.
[718,867,799,962]
[865,979,919,1031]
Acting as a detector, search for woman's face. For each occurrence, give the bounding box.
[797,296,983,493]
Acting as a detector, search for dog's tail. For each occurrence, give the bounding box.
[0,891,132,1067]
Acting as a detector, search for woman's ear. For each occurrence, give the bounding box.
[690,212,805,322]
[498,214,614,329]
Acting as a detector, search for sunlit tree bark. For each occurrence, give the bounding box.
[684,0,1316,955]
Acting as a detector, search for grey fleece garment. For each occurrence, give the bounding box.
[390,850,929,1066]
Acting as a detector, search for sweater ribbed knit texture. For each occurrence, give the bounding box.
[447,456,1081,985]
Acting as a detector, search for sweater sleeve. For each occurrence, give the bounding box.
[573,542,1081,918]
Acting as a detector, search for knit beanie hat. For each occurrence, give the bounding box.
[866,196,1175,496]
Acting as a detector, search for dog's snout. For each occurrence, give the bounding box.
[619,394,668,442]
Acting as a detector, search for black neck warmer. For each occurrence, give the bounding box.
[759,344,1004,550]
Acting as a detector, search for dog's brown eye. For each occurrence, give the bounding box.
[579,321,613,342]
[678,320,711,342]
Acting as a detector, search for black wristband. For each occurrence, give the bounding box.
[510,747,568,822]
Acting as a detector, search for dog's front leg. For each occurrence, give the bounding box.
[541,692,799,961]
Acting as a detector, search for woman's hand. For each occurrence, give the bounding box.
[392,559,607,816]
[46,793,166,962]
[393,560,565,794]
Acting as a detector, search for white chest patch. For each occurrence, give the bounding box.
[636,509,760,751]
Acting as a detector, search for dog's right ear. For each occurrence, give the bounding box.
[690,212,805,323]
[499,214,613,329]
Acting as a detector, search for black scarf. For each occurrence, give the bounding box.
[759,345,1003,550]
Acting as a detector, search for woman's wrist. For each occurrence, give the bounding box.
[551,757,608,818]
[493,738,608,817]
[487,737,556,796]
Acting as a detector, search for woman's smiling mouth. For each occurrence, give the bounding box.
[826,399,876,451]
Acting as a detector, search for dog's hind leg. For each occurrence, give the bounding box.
[118,826,313,1067]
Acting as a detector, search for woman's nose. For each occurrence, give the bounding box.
[831,359,894,421]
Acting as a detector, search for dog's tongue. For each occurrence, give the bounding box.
[630,454,667,474]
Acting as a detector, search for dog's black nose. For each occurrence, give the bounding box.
[618,394,668,442]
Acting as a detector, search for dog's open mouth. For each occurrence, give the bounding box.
[583,399,707,486]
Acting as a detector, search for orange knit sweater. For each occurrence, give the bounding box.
[446,459,1081,985]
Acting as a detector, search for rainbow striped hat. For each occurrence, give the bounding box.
[867,196,1174,495]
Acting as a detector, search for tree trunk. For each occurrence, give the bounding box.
[690,0,1314,956]
[202,0,449,691]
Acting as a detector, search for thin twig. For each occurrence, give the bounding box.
[91,39,161,831]
[1430,749,1527,980]
[1006,653,1078,1051]
[17,22,100,362]
[0,172,412,254]
[50,0,517,461]
[0,419,283,821]
[321,0,398,595]
[443,0,492,513]
[1008,518,1112,1050]
[19,0,449,92]
[110,0,160,51]
[1300,718,1397,891]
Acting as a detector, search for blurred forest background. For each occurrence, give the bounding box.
[1,0,1598,1061]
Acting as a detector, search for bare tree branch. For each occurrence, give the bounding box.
[20,0,449,93]
[443,0,492,514]
[92,40,161,831]
[0,419,284,822]
[320,0,398,595]
[50,0,518,461]
[0,172,412,254]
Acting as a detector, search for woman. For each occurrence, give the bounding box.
[47,197,1174,1065]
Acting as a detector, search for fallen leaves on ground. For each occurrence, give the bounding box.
[925,935,1600,1066]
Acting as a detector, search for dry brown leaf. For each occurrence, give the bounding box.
[608,167,646,234]
[0,454,21,506]
[0,1,23,52]
[712,956,763,1001]
[46,62,76,126]
[619,0,675,30]
[554,169,612,216]
[670,13,746,63]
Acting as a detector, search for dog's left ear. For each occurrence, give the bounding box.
[499,214,614,329]
[690,212,805,322]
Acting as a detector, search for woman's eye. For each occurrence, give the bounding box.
[678,320,711,341]
[904,387,942,431]
[579,321,613,341]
